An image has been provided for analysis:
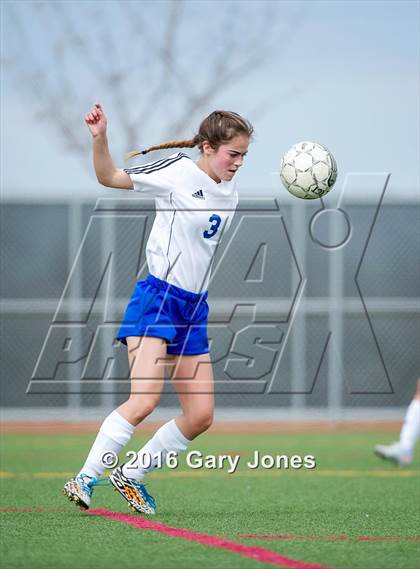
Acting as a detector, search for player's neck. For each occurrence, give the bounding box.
[195,159,221,184]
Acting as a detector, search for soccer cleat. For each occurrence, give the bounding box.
[63,473,96,510]
[374,442,413,466]
[109,465,156,515]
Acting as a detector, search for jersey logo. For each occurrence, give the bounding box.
[192,189,205,200]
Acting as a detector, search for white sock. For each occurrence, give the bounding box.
[122,419,190,481]
[399,399,420,454]
[78,410,135,479]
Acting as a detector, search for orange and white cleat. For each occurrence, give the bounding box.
[109,465,156,515]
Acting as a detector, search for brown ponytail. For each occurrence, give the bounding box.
[126,136,200,159]
[126,111,253,159]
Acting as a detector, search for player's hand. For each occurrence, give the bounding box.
[85,103,107,137]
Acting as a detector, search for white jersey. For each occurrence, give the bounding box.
[124,152,238,293]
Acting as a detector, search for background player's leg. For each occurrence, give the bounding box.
[398,378,420,456]
[123,353,214,482]
[374,378,420,465]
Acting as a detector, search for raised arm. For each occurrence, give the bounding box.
[85,103,133,190]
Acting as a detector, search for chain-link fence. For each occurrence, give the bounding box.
[1,196,419,419]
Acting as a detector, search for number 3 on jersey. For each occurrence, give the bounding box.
[203,214,222,239]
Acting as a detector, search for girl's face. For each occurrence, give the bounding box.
[200,134,250,183]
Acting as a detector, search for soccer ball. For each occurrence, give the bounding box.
[280,141,337,199]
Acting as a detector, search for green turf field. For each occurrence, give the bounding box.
[1,429,419,569]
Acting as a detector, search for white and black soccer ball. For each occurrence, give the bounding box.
[280,141,337,199]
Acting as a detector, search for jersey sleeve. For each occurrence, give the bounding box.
[123,153,186,197]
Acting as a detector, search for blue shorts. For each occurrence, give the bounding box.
[116,274,209,355]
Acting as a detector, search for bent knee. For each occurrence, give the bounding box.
[187,412,214,436]
[126,396,160,422]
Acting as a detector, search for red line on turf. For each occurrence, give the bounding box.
[88,509,334,569]
[239,534,420,543]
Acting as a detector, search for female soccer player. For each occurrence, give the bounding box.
[64,103,253,514]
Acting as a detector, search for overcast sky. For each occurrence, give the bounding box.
[2,0,419,202]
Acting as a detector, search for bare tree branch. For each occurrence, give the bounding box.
[131,1,189,141]
[4,0,306,165]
